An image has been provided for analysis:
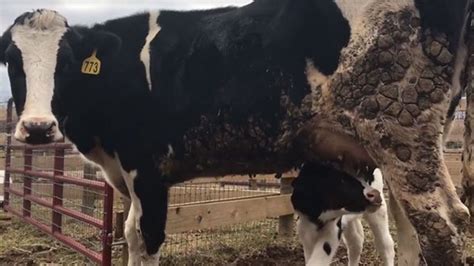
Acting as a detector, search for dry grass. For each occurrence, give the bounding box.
[1,210,473,265]
[0,215,90,265]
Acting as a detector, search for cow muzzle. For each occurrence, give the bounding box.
[14,116,64,144]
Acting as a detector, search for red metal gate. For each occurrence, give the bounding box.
[2,99,114,265]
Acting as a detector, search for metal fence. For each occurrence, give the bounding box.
[2,99,115,265]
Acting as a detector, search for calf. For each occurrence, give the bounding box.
[292,163,394,265]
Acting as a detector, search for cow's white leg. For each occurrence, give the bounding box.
[125,205,143,266]
[387,188,422,266]
[363,198,395,266]
[122,167,167,266]
[306,218,341,266]
[341,216,364,266]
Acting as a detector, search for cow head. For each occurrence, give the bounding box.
[0,9,121,144]
[291,162,382,224]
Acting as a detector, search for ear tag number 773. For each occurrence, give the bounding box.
[81,50,101,75]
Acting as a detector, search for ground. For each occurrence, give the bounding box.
[1,210,473,265]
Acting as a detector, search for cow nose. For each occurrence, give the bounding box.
[365,189,382,205]
[22,120,56,143]
[24,121,55,133]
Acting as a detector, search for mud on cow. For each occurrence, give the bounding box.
[0,0,472,264]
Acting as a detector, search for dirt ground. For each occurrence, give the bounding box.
[1,210,473,266]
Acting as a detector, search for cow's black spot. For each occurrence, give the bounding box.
[323,242,332,255]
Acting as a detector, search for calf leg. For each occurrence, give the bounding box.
[296,213,320,262]
[387,188,422,266]
[341,215,364,266]
[296,212,342,266]
[364,196,395,266]
[306,218,341,266]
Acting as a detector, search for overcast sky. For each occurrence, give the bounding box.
[0,0,252,102]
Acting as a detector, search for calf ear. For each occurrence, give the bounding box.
[81,30,122,59]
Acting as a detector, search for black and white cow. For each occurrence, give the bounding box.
[292,163,394,265]
[0,0,472,264]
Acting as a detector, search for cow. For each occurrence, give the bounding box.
[292,164,394,265]
[0,0,471,264]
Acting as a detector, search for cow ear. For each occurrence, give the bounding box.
[81,30,122,59]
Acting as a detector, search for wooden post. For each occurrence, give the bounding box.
[115,211,125,239]
[249,178,258,190]
[81,163,97,216]
[278,177,294,238]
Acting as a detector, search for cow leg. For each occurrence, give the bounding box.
[363,197,395,266]
[462,29,474,232]
[341,215,364,266]
[357,117,469,264]
[122,168,168,265]
[125,204,143,266]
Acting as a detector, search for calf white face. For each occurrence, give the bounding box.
[1,10,67,144]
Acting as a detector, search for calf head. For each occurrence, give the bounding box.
[0,9,121,144]
[291,162,382,225]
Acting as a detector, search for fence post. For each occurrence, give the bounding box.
[249,178,258,190]
[3,99,13,208]
[23,148,32,217]
[52,146,65,233]
[102,184,114,266]
[82,163,97,216]
[278,176,294,239]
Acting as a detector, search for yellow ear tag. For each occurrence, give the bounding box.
[81,50,101,75]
